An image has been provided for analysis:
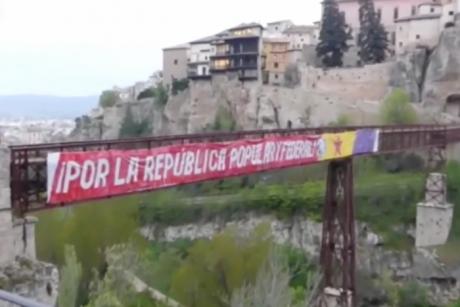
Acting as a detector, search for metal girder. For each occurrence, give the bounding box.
[319,158,355,307]
[9,124,460,215]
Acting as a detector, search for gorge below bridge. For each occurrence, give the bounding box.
[5,124,460,307]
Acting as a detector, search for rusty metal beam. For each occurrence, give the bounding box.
[9,124,460,215]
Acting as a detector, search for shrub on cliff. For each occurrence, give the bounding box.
[119,105,151,138]
[380,89,417,125]
[58,245,82,307]
[99,90,119,108]
[171,78,189,96]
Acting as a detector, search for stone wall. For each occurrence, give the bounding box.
[301,63,393,102]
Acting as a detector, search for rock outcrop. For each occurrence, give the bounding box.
[0,257,59,307]
[140,214,460,306]
[390,47,431,103]
[423,26,460,111]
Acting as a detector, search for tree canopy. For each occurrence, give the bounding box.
[316,0,351,67]
[99,90,119,108]
[380,89,417,125]
[358,0,389,64]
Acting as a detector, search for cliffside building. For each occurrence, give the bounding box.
[210,23,264,81]
[395,0,458,54]
[188,36,216,79]
[335,0,460,56]
[162,44,190,86]
[263,38,290,85]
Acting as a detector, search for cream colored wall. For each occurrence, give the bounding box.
[396,18,441,54]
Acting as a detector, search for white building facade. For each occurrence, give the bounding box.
[188,37,216,79]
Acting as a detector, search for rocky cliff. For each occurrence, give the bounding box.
[140,214,460,306]
[73,30,460,140]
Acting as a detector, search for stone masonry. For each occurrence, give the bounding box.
[416,173,454,248]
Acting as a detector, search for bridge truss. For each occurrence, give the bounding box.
[9,124,460,306]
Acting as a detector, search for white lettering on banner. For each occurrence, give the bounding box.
[94,159,110,188]
[80,160,96,190]
[55,162,67,193]
[126,157,140,184]
[209,150,219,172]
[173,152,185,177]
[154,154,164,180]
[61,161,81,193]
[218,149,226,171]
[164,154,174,179]
[184,152,194,176]
[194,150,203,175]
[144,156,155,181]
[263,142,275,164]
[114,158,126,186]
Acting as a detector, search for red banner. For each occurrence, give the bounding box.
[47,135,325,204]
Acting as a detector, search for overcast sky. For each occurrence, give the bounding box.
[0,0,321,96]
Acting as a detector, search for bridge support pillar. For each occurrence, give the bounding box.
[416,173,454,248]
[320,158,356,307]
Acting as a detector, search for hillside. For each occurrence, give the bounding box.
[0,95,97,119]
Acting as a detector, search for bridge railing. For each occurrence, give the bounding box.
[9,124,460,215]
[0,289,51,307]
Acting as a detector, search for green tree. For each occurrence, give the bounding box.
[171,78,189,96]
[137,88,155,100]
[154,83,169,107]
[99,90,119,108]
[316,0,350,67]
[210,105,236,132]
[170,226,273,307]
[358,0,389,64]
[380,89,417,125]
[58,245,82,307]
[119,105,151,138]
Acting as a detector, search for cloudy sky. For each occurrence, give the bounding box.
[0,0,321,96]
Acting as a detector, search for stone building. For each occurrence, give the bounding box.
[395,1,458,54]
[336,0,460,56]
[210,23,264,81]
[188,36,216,80]
[162,44,190,86]
[283,25,318,50]
[265,20,295,37]
[263,38,290,85]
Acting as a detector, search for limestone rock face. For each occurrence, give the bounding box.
[140,214,460,305]
[390,47,430,103]
[0,257,59,307]
[423,26,460,110]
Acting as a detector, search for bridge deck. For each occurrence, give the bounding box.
[9,125,460,215]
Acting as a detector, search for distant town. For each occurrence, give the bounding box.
[108,0,459,104]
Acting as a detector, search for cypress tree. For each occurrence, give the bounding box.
[358,0,389,64]
[316,0,351,67]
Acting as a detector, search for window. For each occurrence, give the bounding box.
[275,26,279,31]
[202,67,207,75]
[174,59,178,65]
[205,56,208,60]
[394,7,399,20]
[399,42,403,47]
[416,34,420,39]
[449,11,454,16]
[275,74,279,79]
[430,7,435,13]
[377,8,382,19]
[391,32,396,44]
[274,62,279,68]
[411,6,416,16]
